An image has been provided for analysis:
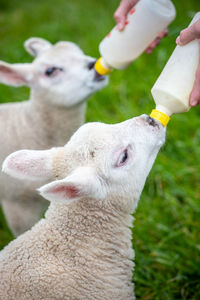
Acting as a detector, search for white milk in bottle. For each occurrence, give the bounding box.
[95,0,176,75]
[150,12,200,126]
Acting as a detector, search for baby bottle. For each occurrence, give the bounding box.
[95,0,176,75]
[150,12,200,127]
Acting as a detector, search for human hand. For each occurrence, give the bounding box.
[176,19,200,107]
[114,0,139,31]
[114,0,168,53]
[145,29,168,53]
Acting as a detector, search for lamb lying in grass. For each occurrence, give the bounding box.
[0,37,108,236]
[0,115,165,300]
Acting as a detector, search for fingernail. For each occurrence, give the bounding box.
[117,23,124,31]
[190,100,198,106]
[176,36,180,44]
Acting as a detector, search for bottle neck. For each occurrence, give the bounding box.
[95,57,113,75]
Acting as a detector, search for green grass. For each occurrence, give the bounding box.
[0,0,200,298]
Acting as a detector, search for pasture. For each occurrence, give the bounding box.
[0,0,199,298]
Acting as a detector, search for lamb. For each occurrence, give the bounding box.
[0,114,165,300]
[0,37,108,236]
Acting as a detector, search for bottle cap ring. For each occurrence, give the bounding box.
[150,109,170,127]
[95,58,112,75]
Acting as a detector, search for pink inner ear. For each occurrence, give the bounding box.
[0,65,26,85]
[52,185,80,199]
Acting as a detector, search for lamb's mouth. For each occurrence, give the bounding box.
[147,116,160,128]
[94,71,106,82]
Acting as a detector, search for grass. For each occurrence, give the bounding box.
[0,0,200,298]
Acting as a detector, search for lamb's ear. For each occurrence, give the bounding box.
[24,37,52,57]
[38,167,106,203]
[0,61,33,87]
[2,148,60,181]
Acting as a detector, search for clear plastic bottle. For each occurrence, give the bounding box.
[95,0,176,75]
[150,12,200,127]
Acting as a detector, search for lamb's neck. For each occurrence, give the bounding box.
[45,199,134,256]
[44,199,135,299]
[29,89,86,146]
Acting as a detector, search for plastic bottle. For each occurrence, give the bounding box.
[150,12,200,127]
[95,0,176,75]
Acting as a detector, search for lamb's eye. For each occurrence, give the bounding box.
[45,67,63,77]
[117,148,129,167]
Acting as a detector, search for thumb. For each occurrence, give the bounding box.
[189,40,200,106]
[177,21,200,46]
[116,16,127,31]
[114,0,138,31]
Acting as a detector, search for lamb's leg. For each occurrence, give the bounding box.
[2,191,48,236]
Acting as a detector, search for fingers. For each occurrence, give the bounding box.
[114,0,139,31]
[145,28,168,54]
[176,20,200,46]
[189,40,200,107]
[146,37,161,54]
[114,14,127,31]
[157,28,168,39]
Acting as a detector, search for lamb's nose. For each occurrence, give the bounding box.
[87,61,96,70]
[147,116,158,127]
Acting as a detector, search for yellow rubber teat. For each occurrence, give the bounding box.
[150,109,170,127]
[95,57,112,75]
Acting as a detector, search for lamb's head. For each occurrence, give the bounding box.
[0,37,108,107]
[3,115,165,213]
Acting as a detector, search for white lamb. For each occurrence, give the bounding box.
[0,37,108,236]
[0,114,165,300]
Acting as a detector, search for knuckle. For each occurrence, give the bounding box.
[114,10,121,21]
[114,12,118,19]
